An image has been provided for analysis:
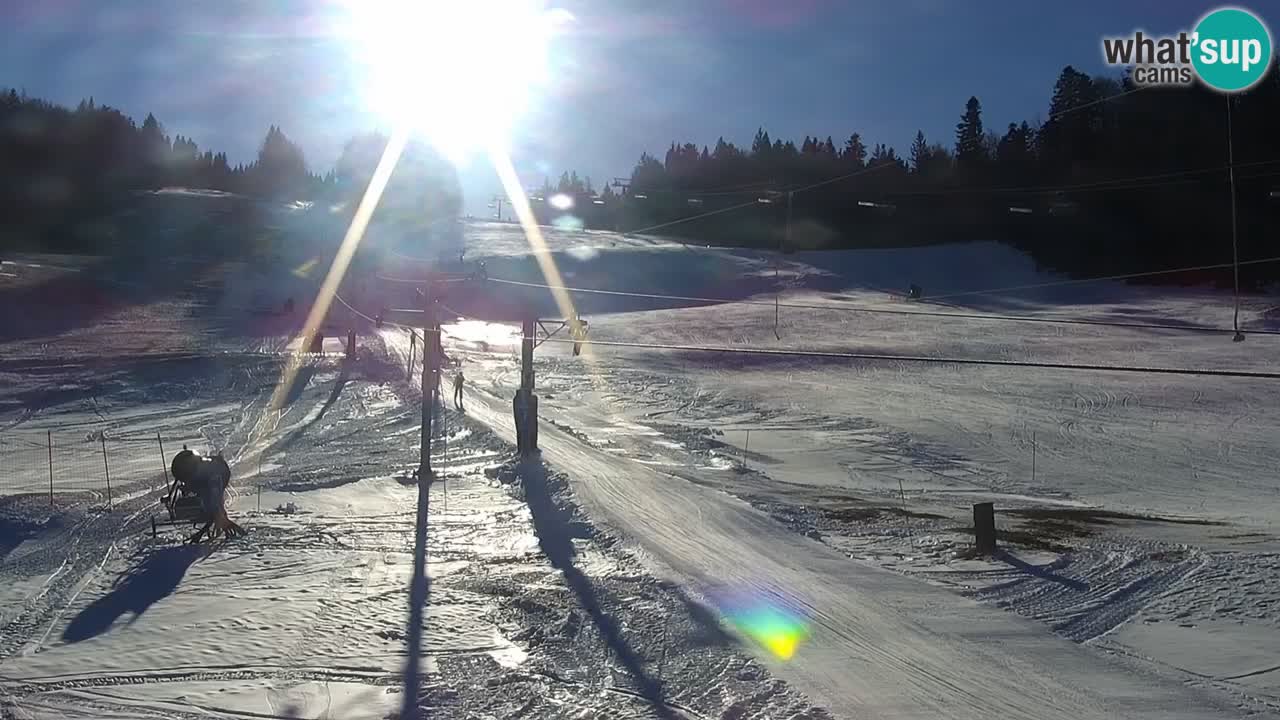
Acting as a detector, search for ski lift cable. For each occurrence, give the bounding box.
[374,292,1280,379]
[334,291,417,332]
[486,275,1280,337]
[1046,85,1149,119]
[891,158,1280,198]
[621,197,775,237]
[619,163,900,239]
[342,291,1280,380]
[487,330,1280,380]
[920,255,1280,302]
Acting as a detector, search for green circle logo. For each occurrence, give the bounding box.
[1192,7,1273,92]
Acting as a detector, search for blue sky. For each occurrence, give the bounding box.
[2,1,1269,214]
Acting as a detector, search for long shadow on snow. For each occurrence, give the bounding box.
[279,366,349,447]
[0,354,275,429]
[400,469,432,719]
[0,515,45,561]
[515,457,677,719]
[61,545,204,644]
[994,550,1089,593]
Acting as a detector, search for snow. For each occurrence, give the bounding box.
[457,378,1249,719]
[4,201,1280,718]
[428,221,1279,716]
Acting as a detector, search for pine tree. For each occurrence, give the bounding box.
[843,133,866,168]
[996,121,1036,183]
[954,96,986,174]
[138,113,170,188]
[630,152,667,191]
[251,125,307,198]
[1038,66,1101,179]
[751,128,771,156]
[909,131,928,173]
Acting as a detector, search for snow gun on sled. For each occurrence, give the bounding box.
[151,446,246,543]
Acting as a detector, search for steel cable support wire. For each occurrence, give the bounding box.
[527,334,1280,380]
[485,276,1280,337]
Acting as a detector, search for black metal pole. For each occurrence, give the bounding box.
[101,435,112,511]
[1227,96,1244,342]
[420,289,436,482]
[48,430,54,506]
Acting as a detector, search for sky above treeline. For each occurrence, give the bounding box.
[1,1,1262,214]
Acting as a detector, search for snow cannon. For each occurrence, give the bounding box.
[153,446,244,543]
[170,446,200,488]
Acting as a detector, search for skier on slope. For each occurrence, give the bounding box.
[570,314,589,356]
[453,367,465,410]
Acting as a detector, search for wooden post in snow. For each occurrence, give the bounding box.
[48,430,54,506]
[156,432,169,490]
[974,502,996,555]
[101,435,112,511]
[1031,430,1037,486]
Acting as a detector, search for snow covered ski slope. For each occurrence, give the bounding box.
[4,200,1280,718]
[421,220,1280,716]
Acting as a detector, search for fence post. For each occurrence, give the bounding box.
[657,613,670,686]
[1031,430,1037,486]
[743,429,751,469]
[407,331,416,383]
[101,435,112,511]
[48,430,54,506]
[157,432,169,489]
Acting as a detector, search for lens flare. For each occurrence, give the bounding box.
[713,590,811,661]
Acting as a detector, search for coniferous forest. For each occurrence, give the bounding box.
[539,67,1280,289]
[4,64,1280,287]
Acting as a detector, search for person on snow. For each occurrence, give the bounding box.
[453,368,465,410]
[570,315,589,356]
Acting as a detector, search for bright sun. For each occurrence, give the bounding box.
[344,0,568,164]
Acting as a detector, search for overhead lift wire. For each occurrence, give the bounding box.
[385,298,1280,381]
[485,276,1280,337]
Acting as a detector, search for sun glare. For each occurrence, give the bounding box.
[345,0,568,164]
[548,192,574,210]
